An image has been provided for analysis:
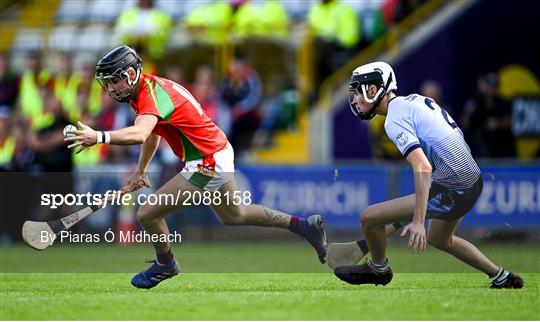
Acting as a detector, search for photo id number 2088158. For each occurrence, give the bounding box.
[181,190,252,206]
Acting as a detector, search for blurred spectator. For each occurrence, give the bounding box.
[93,95,133,164]
[308,0,360,92]
[254,77,297,148]
[420,79,454,116]
[380,0,399,27]
[0,108,34,243]
[0,108,14,170]
[194,65,217,120]
[27,87,72,172]
[356,1,386,47]
[461,73,515,158]
[9,117,35,172]
[133,45,158,75]
[18,51,54,130]
[115,0,172,60]
[186,0,289,44]
[193,66,216,121]
[76,62,104,119]
[165,66,190,92]
[219,52,262,157]
[24,87,74,221]
[0,53,19,113]
[54,52,81,121]
[193,65,231,135]
[309,0,360,49]
[233,0,289,40]
[184,1,233,45]
[66,61,108,168]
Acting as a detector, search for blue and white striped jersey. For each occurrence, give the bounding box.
[384,94,481,189]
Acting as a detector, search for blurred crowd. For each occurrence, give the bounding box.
[113,0,425,97]
[1,0,429,171]
[111,0,423,57]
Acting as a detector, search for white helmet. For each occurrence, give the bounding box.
[348,61,397,120]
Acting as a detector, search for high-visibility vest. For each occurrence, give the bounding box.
[77,79,104,118]
[73,144,104,167]
[184,1,232,44]
[308,0,360,48]
[56,74,104,121]
[55,73,81,121]
[20,70,55,130]
[87,80,103,117]
[0,136,15,166]
[256,0,289,39]
[233,0,289,39]
[116,8,172,59]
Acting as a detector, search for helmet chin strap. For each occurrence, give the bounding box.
[361,84,384,104]
[121,67,142,101]
[356,84,384,120]
[358,73,393,120]
[123,68,141,87]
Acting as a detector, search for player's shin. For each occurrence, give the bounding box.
[363,223,388,265]
[138,216,173,260]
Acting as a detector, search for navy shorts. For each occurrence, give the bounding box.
[426,176,483,221]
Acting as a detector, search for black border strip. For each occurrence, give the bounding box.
[403,143,421,158]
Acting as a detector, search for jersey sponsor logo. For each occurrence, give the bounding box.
[396,132,408,146]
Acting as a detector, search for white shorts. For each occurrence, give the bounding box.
[181,142,235,191]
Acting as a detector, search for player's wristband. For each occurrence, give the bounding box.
[96,131,111,144]
[96,131,103,144]
[104,131,111,144]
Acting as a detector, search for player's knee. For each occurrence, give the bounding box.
[216,206,245,226]
[360,206,376,229]
[136,205,154,226]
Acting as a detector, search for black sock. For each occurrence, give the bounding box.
[288,216,302,235]
[357,239,369,254]
[156,249,173,266]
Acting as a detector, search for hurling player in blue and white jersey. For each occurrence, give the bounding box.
[333,62,523,289]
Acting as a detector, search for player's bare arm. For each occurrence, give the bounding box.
[400,147,431,253]
[108,114,158,145]
[125,132,160,192]
[64,114,158,153]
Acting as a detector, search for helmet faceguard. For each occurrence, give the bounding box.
[96,67,141,103]
[95,46,142,103]
[348,62,397,120]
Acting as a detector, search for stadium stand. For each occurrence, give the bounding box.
[1,0,439,167]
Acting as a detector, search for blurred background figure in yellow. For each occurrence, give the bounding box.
[308,0,359,93]
[115,0,172,61]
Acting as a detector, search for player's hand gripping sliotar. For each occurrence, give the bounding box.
[64,121,98,154]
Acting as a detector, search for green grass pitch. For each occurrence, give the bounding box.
[1,242,539,320]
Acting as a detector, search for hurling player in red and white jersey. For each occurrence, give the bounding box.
[65,46,327,289]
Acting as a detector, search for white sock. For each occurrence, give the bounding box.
[490,266,509,286]
[369,258,390,273]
